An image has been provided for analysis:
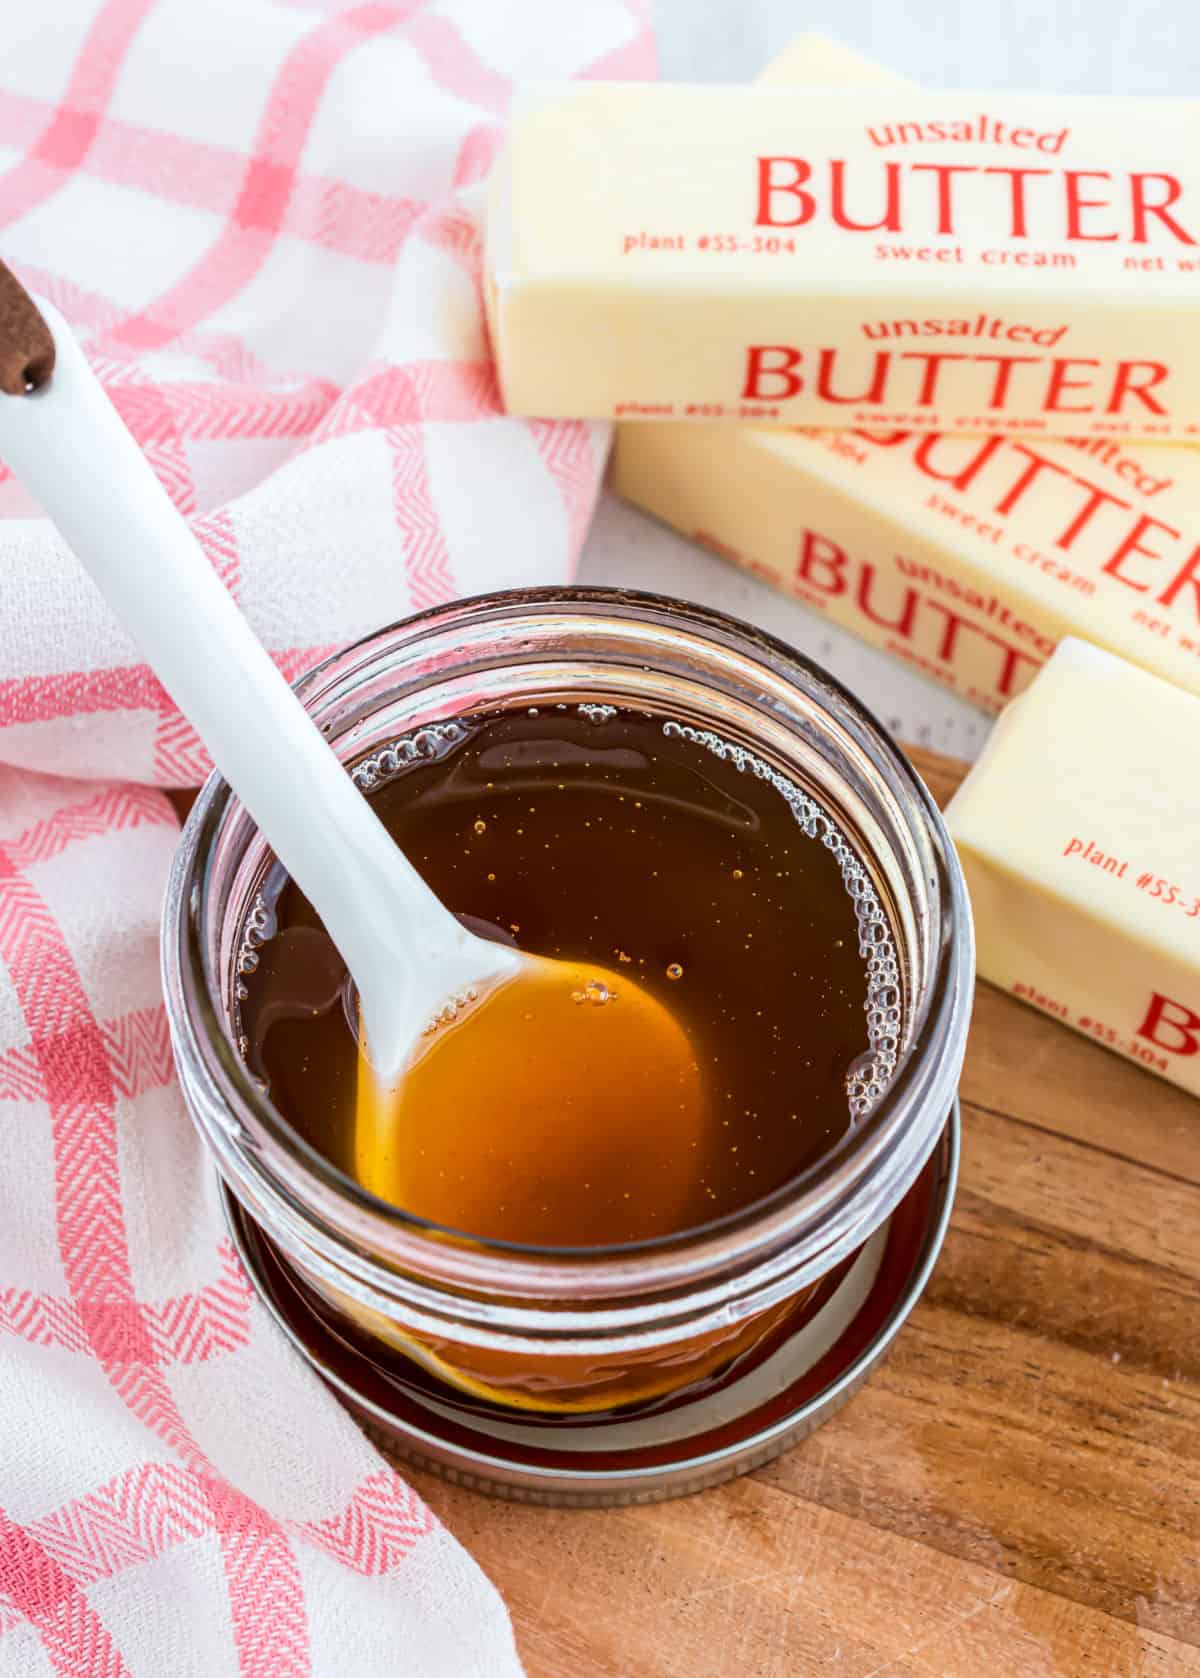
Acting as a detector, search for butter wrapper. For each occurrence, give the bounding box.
[488,75,1200,440]
[611,421,1200,712]
[946,639,1200,1098]
[612,37,1200,712]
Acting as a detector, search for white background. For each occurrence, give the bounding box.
[577,3,1199,761]
[651,1,1198,94]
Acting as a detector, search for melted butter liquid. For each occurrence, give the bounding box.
[236,705,900,1248]
[354,956,709,1246]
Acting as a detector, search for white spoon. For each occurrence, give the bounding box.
[0,285,703,1167]
[0,293,524,1087]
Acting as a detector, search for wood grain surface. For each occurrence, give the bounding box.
[399,745,1200,1678]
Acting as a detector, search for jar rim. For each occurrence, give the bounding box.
[163,585,973,1295]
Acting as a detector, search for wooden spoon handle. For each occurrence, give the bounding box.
[0,260,55,395]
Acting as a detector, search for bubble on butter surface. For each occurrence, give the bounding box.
[351,720,472,792]
[235,892,275,977]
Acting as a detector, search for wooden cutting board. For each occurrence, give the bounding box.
[397,745,1200,1678]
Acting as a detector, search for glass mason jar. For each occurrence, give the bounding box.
[163,588,974,1420]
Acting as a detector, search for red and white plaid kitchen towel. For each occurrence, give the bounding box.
[0,2,653,1673]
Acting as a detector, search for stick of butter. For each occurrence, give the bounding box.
[487,76,1200,439]
[612,38,1200,714]
[611,399,1200,715]
[946,638,1200,1095]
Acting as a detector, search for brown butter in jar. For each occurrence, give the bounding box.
[234,703,901,1410]
[165,592,972,1430]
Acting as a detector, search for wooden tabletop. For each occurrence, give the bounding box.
[402,745,1200,1678]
